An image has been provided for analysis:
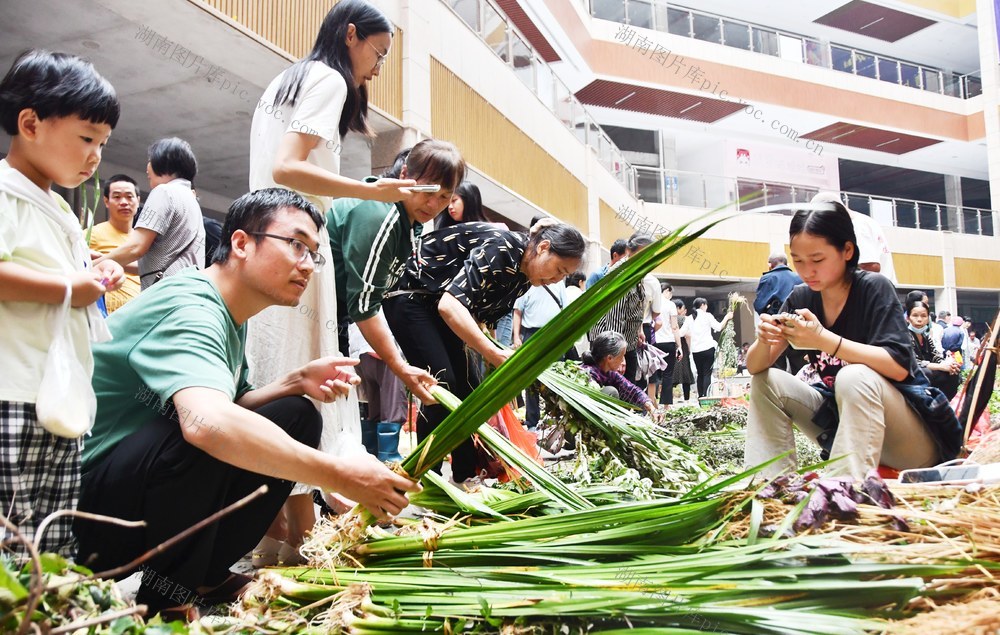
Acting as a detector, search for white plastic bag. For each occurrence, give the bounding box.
[34,281,97,438]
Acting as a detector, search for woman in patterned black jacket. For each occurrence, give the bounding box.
[383,218,585,483]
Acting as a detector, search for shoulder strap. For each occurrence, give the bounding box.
[543,285,563,309]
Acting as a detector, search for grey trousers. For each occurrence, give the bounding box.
[745,366,938,479]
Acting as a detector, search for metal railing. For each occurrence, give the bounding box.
[585,0,981,99]
[633,166,997,236]
[445,0,637,195]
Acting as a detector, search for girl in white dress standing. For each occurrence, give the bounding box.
[246,0,416,564]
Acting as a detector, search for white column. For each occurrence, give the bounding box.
[976,0,1000,209]
[939,230,958,315]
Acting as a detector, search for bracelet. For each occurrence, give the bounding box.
[831,335,843,358]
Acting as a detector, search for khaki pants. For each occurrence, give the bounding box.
[746,367,938,479]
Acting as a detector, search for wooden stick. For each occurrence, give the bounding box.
[48,605,147,634]
[0,516,45,635]
[34,510,145,552]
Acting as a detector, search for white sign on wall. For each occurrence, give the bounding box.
[724,140,840,190]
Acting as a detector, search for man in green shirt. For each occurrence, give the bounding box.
[76,188,417,617]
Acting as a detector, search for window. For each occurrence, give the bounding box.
[831,46,853,73]
[627,0,653,29]
[667,7,691,37]
[916,203,940,230]
[922,68,941,93]
[878,58,899,84]
[804,39,824,66]
[895,202,917,229]
[482,2,508,62]
[722,21,750,50]
[449,0,479,31]
[964,75,983,98]
[636,168,664,204]
[737,180,768,210]
[510,32,534,90]
[592,0,625,23]
[510,32,535,92]
[961,208,981,234]
[900,63,920,88]
[692,14,722,44]
[854,52,876,78]
[753,28,779,56]
[844,194,871,217]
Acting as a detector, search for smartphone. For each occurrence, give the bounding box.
[899,462,1000,485]
[404,184,441,193]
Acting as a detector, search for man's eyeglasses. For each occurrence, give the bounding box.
[249,233,326,270]
[364,38,388,70]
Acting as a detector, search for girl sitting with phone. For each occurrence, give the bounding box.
[744,203,961,480]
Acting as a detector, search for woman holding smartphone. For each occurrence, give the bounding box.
[327,138,465,403]
[245,0,416,565]
[744,203,961,479]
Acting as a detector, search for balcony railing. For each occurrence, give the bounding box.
[585,0,981,99]
[445,0,637,194]
[633,166,997,236]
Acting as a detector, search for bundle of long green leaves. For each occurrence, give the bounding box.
[535,361,708,496]
[239,533,977,634]
[0,552,147,633]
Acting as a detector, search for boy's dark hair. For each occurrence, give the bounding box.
[610,239,628,258]
[102,173,139,199]
[214,188,324,264]
[661,282,673,292]
[0,49,119,136]
[273,0,391,138]
[148,137,198,182]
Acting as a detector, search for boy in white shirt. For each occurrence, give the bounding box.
[0,50,124,558]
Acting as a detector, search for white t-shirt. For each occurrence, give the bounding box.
[0,181,92,403]
[654,298,678,345]
[641,274,662,324]
[850,211,897,285]
[689,309,725,353]
[249,61,347,212]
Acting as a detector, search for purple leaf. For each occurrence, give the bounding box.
[794,489,829,531]
[829,490,858,519]
[862,471,896,509]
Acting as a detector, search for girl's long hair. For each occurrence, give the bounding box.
[272,0,391,138]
